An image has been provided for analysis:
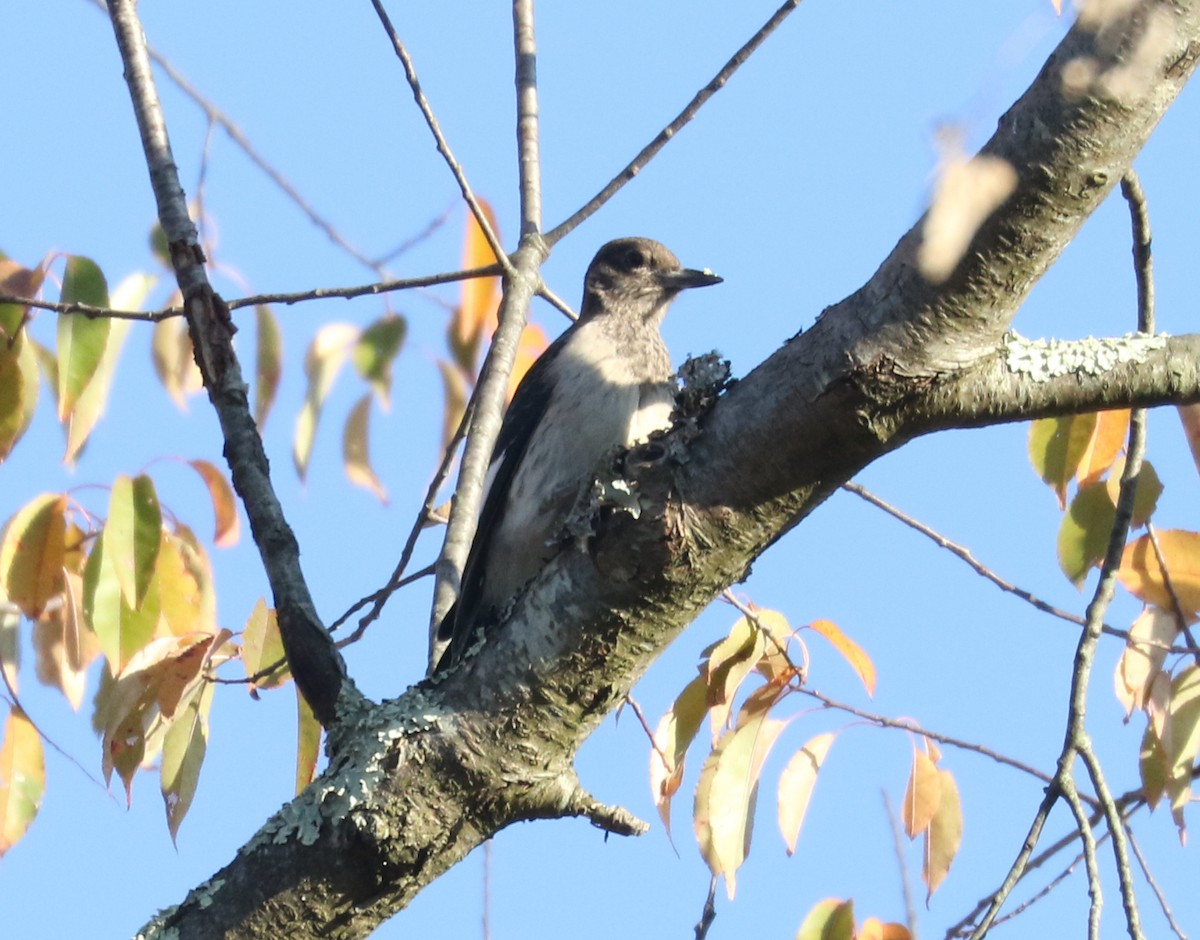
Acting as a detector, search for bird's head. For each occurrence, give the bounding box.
[580,237,722,323]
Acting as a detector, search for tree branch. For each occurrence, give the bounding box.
[105,0,358,726]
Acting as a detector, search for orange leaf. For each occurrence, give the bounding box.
[924,769,963,899]
[1077,409,1130,484]
[32,569,100,710]
[0,707,45,857]
[343,393,388,504]
[0,493,67,619]
[1118,530,1200,615]
[778,731,837,855]
[456,201,502,349]
[902,747,942,837]
[187,460,240,548]
[508,324,549,401]
[808,618,876,696]
[1177,404,1200,479]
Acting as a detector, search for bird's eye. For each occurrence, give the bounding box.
[624,248,645,270]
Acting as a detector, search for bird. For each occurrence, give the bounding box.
[434,236,722,671]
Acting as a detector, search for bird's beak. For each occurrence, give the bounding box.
[660,267,723,291]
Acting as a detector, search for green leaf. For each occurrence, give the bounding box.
[56,256,111,418]
[352,314,406,406]
[1029,414,1096,509]
[1105,457,1164,529]
[103,474,163,609]
[83,537,160,673]
[1057,482,1115,587]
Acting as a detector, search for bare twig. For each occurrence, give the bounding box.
[694,877,718,940]
[225,265,504,311]
[841,483,1192,652]
[1125,824,1188,940]
[545,0,803,245]
[85,0,383,275]
[882,791,920,939]
[368,0,512,277]
[800,688,1063,793]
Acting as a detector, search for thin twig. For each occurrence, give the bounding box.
[0,294,170,321]
[694,877,718,940]
[545,0,803,245]
[1125,824,1188,940]
[369,0,512,277]
[513,0,543,238]
[85,0,384,275]
[882,791,920,939]
[841,483,1190,652]
[799,688,1064,794]
[225,265,504,311]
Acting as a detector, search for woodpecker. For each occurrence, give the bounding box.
[435,237,721,670]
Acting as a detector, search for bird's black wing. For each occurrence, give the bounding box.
[436,325,576,667]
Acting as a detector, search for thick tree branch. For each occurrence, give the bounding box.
[106,0,358,726]
[141,3,1200,937]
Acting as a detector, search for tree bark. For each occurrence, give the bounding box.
[139,3,1200,937]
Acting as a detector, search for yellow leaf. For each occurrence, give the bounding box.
[0,707,45,857]
[902,747,942,837]
[1104,457,1163,529]
[242,598,289,689]
[694,700,787,899]
[1115,607,1178,717]
[808,618,876,696]
[151,315,201,410]
[795,898,855,940]
[343,393,388,504]
[924,769,963,898]
[0,493,67,619]
[1118,530,1200,614]
[1076,409,1130,484]
[778,731,837,855]
[254,304,283,429]
[187,459,240,548]
[859,919,912,940]
[295,685,322,795]
[703,616,765,737]
[293,322,360,481]
[161,678,213,844]
[649,675,708,837]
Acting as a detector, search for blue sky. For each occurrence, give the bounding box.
[4,2,1199,938]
